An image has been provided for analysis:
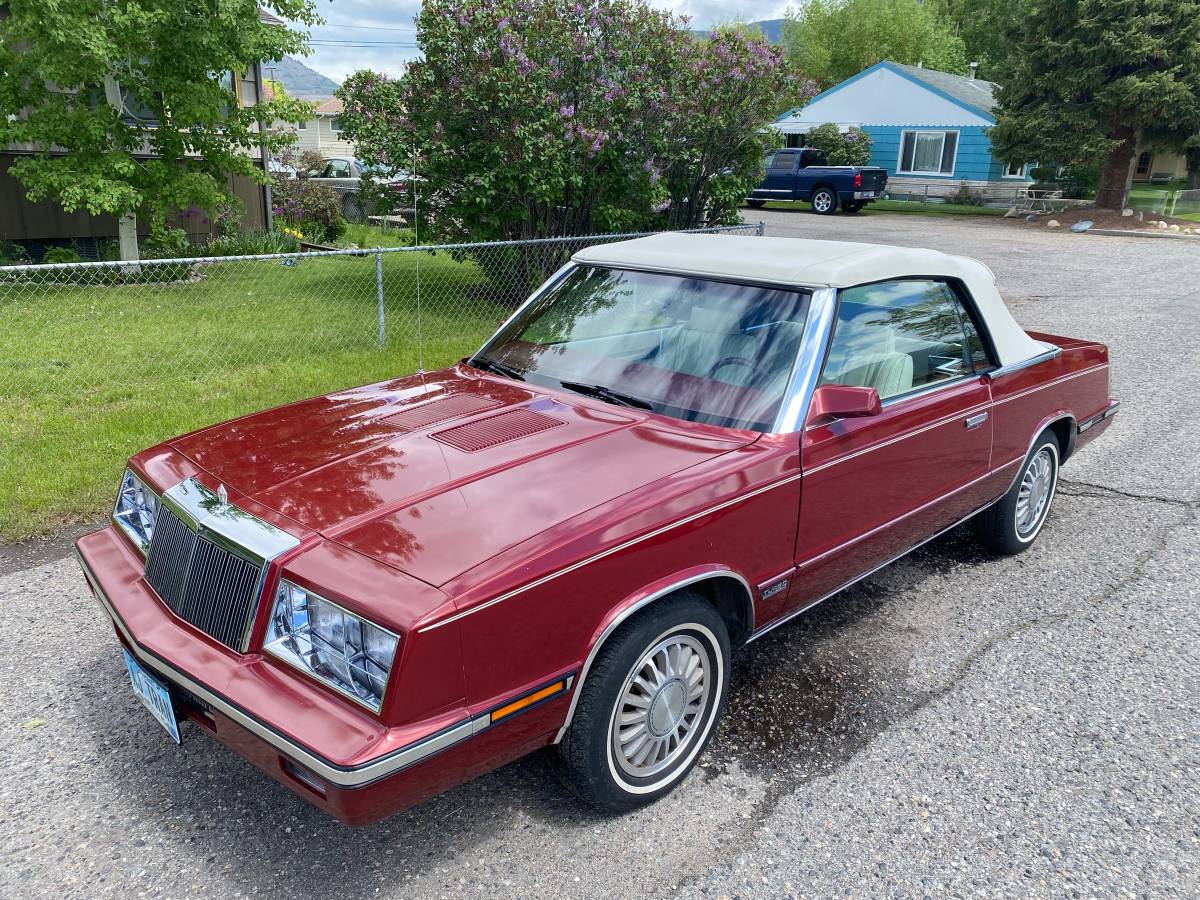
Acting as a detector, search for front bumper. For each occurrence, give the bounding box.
[75,526,479,826]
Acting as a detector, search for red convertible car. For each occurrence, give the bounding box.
[76,234,1118,825]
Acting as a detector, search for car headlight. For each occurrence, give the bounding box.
[113,468,159,554]
[264,580,399,713]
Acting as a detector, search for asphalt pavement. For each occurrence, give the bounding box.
[1,209,1196,898]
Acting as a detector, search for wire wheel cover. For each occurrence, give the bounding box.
[611,634,711,779]
[1016,447,1054,535]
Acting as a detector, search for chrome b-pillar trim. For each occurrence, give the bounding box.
[771,287,838,434]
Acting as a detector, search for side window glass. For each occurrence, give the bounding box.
[956,300,992,372]
[769,151,798,172]
[821,280,973,401]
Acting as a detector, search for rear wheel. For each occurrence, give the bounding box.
[745,199,767,209]
[810,187,837,215]
[558,592,729,811]
[842,200,864,213]
[973,434,1060,555]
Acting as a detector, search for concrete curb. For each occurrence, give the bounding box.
[1088,228,1200,241]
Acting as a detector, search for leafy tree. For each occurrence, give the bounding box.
[782,0,967,89]
[932,0,1029,79]
[989,0,1200,209]
[804,123,872,166]
[338,0,804,249]
[0,0,318,259]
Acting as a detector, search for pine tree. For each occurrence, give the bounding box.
[989,0,1200,209]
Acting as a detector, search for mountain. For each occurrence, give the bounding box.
[265,56,340,100]
[690,18,787,43]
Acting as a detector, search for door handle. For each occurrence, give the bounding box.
[964,412,989,429]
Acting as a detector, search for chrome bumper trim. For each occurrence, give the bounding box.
[1078,400,1120,433]
[75,547,474,789]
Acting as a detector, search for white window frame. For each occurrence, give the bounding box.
[329,116,343,135]
[1002,160,1027,179]
[297,120,307,131]
[897,129,959,177]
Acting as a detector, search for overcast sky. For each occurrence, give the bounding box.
[298,1,794,82]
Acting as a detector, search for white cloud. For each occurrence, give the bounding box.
[296,0,794,83]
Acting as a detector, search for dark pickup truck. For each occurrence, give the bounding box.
[746,148,889,214]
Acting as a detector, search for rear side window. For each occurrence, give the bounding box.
[800,149,827,167]
[769,151,799,172]
[821,279,987,401]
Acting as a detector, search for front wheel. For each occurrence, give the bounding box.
[810,187,838,215]
[558,592,730,811]
[745,198,767,209]
[973,434,1060,554]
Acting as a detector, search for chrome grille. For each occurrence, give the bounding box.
[145,505,264,651]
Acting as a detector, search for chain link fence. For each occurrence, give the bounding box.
[1168,189,1200,219]
[1,223,762,535]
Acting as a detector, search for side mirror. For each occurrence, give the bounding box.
[807,384,882,425]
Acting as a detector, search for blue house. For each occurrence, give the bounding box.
[772,61,1030,188]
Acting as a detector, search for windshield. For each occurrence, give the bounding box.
[471,266,811,432]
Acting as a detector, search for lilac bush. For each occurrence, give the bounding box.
[338,0,810,246]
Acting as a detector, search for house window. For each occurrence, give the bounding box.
[1135,152,1152,176]
[1003,161,1027,178]
[330,116,343,135]
[297,120,307,131]
[899,130,958,175]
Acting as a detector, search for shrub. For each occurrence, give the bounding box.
[41,246,82,264]
[203,229,301,257]
[270,172,346,242]
[0,241,29,265]
[337,1,808,252]
[804,123,873,166]
[141,226,193,260]
[945,182,987,206]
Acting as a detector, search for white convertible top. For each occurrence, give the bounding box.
[572,233,1048,367]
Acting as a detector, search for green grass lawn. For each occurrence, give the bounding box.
[0,248,517,541]
[751,199,1006,217]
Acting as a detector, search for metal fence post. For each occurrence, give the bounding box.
[757,221,765,237]
[923,185,929,205]
[375,252,385,346]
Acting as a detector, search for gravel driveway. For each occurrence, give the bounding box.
[2,210,1196,898]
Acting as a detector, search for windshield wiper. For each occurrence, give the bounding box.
[558,381,655,410]
[469,356,525,381]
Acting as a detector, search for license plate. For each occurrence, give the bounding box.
[122,649,181,744]
[860,191,877,198]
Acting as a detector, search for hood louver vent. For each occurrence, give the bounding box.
[432,408,565,452]
[383,393,502,431]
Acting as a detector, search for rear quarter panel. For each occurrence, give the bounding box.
[991,332,1112,468]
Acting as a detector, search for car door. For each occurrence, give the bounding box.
[755,150,800,200]
[794,148,825,200]
[789,278,996,609]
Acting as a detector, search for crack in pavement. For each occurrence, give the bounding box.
[682,493,1196,893]
[1058,477,1198,508]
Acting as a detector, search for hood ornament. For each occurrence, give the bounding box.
[216,483,229,507]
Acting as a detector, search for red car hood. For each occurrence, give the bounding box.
[168,365,754,587]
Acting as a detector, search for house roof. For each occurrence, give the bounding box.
[571,233,1048,367]
[886,62,998,116]
[258,8,285,26]
[313,97,343,116]
[773,60,998,129]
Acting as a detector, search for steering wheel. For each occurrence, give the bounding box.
[708,356,756,381]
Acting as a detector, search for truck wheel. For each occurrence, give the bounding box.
[558,592,729,811]
[972,434,1060,555]
[810,187,837,215]
[745,199,767,209]
[841,200,864,213]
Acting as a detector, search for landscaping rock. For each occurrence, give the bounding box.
[1122,208,1134,217]
[1157,221,1169,229]
[1168,224,1181,232]
[1004,207,1019,218]
[1046,219,1061,228]
[1070,220,1093,233]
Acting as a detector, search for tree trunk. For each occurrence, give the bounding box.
[1095,117,1136,210]
[1187,147,1200,191]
